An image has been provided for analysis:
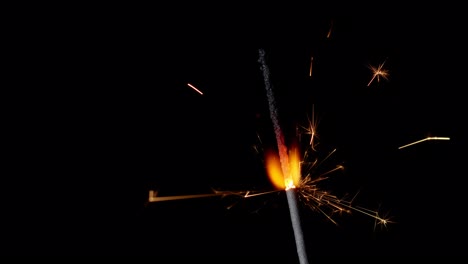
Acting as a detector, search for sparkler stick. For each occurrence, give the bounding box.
[398,136,450,149]
[258,49,309,264]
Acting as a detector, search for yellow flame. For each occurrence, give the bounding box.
[265,145,301,190]
[265,149,285,190]
[288,144,301,189]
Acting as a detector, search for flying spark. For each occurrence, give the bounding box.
[148,189,278,203]
[264,124,392,229]
[298,105,319,151]
[398,136,450,149]
[327,20,333,39]
[187,83,203,95]
[149,191,223,202]
[367,58,389,86]
[309,56,313,77]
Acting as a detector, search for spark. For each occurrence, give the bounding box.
[264,104,393,228]
[372,205,393,231]
[298,105,319,151]
[149,193,221,202]
[309,56,313,77]
[148,189,279,203]
[398,136,450,149]
[295,162,392,228]
[148,190,226,202]
[243,190,280,198]
[187,83,203,95]
[327,20,333,39]
[367,58,389,86]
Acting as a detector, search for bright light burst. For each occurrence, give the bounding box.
[367,58,389,86]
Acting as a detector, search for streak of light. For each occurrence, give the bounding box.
[244,190,280,198]
[148,189,279,203]
[327,20,333,39]
[317,164,344,178]
[398,136,450,149]
[309,56,313,77]
[149,192,222,202]
[187,83,203,95]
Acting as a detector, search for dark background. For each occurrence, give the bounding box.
[4,6,467,259]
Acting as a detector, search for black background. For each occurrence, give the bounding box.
[4,6,467,259]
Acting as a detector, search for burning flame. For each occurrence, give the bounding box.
[265,144,301,190]
[288,144,301,189]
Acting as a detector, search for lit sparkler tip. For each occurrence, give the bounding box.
[285,179,296,190]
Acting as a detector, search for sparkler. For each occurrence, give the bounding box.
[258,49,392,262]
[258,49,309,264]
[151,47,393,261]
[398,136,450,149]
[262,103,392,229]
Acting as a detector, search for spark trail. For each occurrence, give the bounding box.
[187,83,203,95]
[147,189,276,202]
[258,49,309,264]
[309,56,313,77]
[398,136,450,149]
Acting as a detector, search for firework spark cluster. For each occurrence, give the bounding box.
[254,100,392,230]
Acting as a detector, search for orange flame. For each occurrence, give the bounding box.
[288,144,301,189]
[265,144,301,190]
[265,149,285,190]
